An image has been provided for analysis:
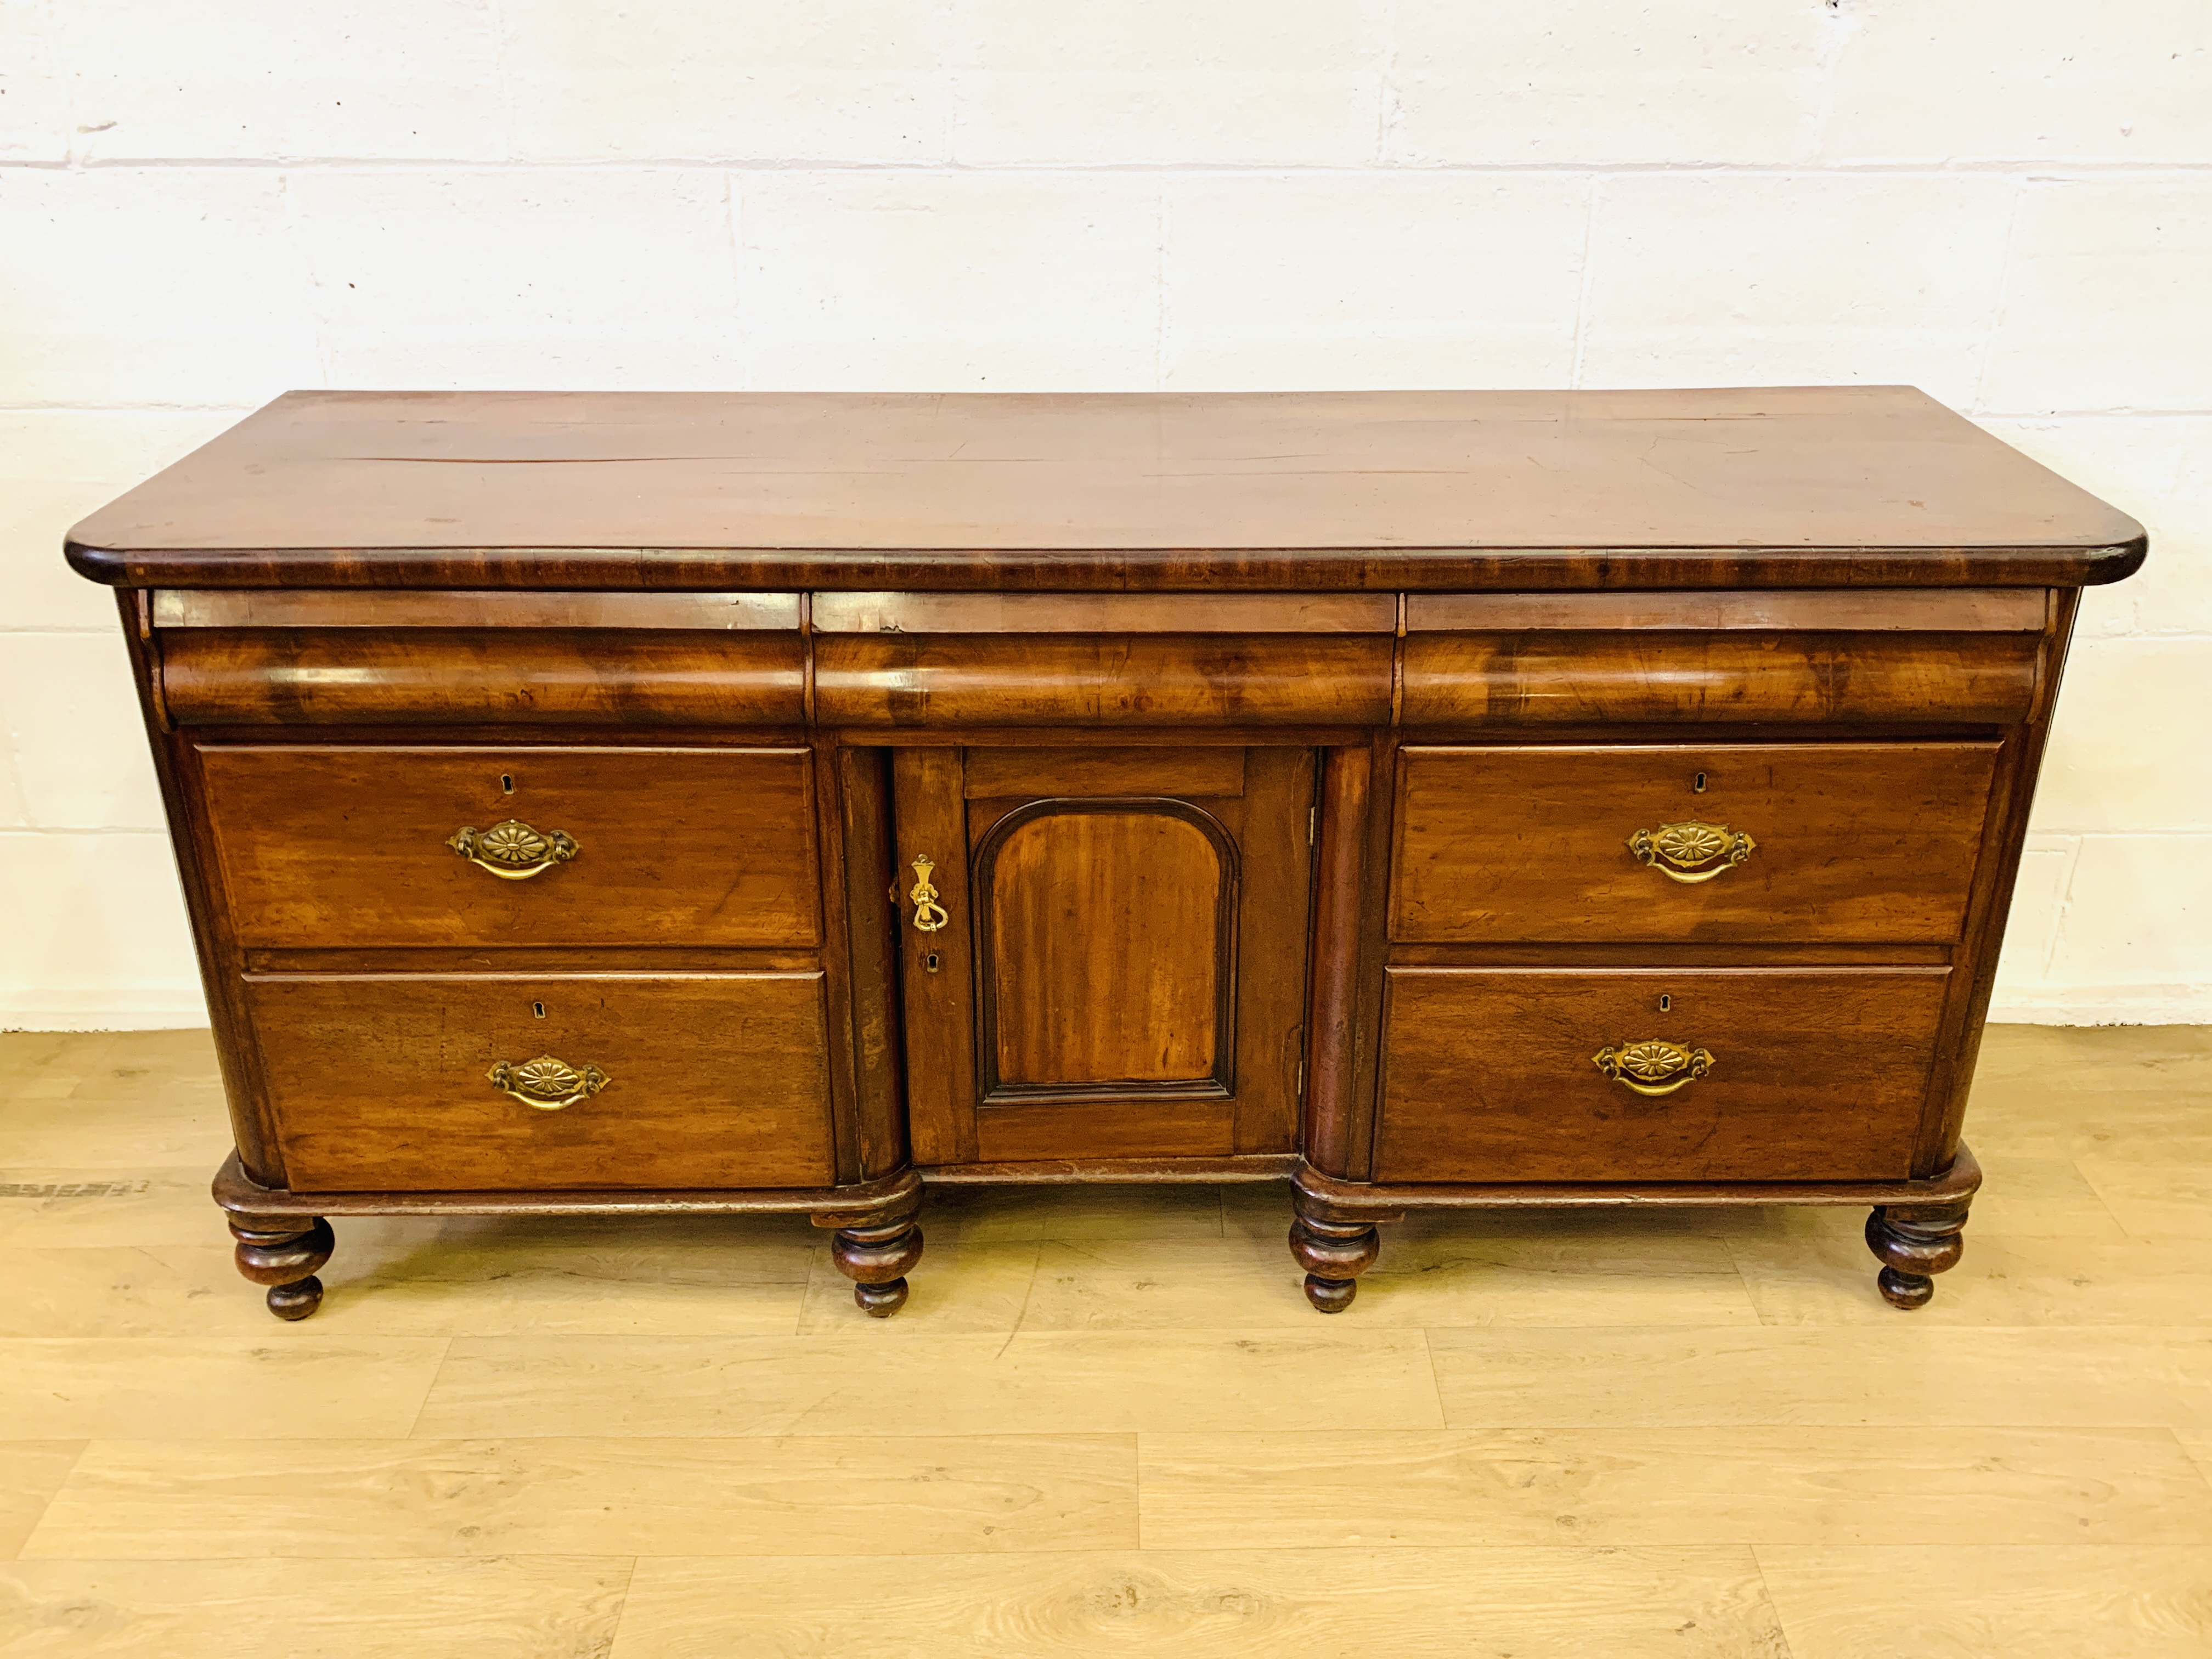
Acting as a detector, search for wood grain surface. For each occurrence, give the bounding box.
[815,633,1392,726]
[246,973,837,1191]
[1390,741,1999,944]
[812,591,1398,634]
[923,747,1311,1164]
[961,744,1245,800]
[609,1548,1790,1657]
[68,388,2144,592]
[161,628,806,725]
[1399,629,2040,725]
[199,744,821,950]
[1372,966,1951,1182]
[983,806,1228,1090]
[1405,588,2047,632]
[153,589,802,630]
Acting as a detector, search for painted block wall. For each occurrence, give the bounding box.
[2,0,2207,1026]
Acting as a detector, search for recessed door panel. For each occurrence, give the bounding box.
[981,802,1234,1097]
[893,746,1313,1166]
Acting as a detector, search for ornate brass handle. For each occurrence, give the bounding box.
[1628,820,1756,885]
[909,856,950,933]
[1593,1040,1714,1098]
[448,819,579,880]
[487,1054,610,1111]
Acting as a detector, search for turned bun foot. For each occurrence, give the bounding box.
[229,1214,335,1321]
[265,1277,326,1319]
[853,1277,911,1318]
[1865,1200,1970,1311]
[1290,1188,1384,1314]
[822,1201,925,1318]
[1876,1265,1936,1310]
[1303,1273,1359,1313]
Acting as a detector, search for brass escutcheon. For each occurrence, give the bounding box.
[1627,820,1756,885]
[487,1054,610,1111]
[448,819,579,880]
[909,855,950,933]
[1592,1039,1715,1098]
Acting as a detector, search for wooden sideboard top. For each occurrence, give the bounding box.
[67,386,2144,592]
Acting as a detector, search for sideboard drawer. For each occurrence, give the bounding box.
[160,628,806,726]
[1397,631,2040,726]
[246,972,837,1191]
[1391,742,1999,944]
[201,745,821,949]
[1372,966,1949,1183]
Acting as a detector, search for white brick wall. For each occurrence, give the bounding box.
[3,1,2208,1026]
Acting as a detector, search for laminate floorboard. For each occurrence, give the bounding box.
[1754,1544,2212,1658]
[607,1548,1791,1658]
[1137,1425,2212,1548]
[21,1437,1136,1560]
[409,1329,1446,1437]
[1,1024,2208,1658]
[0,1558,631,1658]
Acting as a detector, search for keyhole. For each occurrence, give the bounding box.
[1658,994,1671,1013]
[923,951,941,974]
[532,1001,546,1019]
[1692,772,1707,794]
[500,774,515,795]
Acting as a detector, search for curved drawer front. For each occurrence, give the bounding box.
[815,634,1393,727]
[201,745,821,949]
[247,972,836,1192]
[161,628,805,726]
[1399,631,2039,726]
[1392,742,1999,944]
[1374,966,1949,1184]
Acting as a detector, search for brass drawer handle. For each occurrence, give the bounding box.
[487,1054,610,1111]
[1628,820,1756,884]
[448,819,579,880]
[1593,1040,1714,1098]
[909,855,950,933]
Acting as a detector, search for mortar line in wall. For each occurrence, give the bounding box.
[1965,410,2212,421]
[1372,0,1400,167]
[1970,177,2032,415]
[2026,830,2212,842]
[484,0,518,162]
[1153,184,1169,391]
[1806,0,1858,163]
[278,170,336,392]
[0,827,184,838]
[1566,177,1600,390]
[9,156,2212,177]
[38,0,76,168]
[0,404,264,415]
[722,170,749,389]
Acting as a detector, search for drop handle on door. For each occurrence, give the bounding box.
[448,819,579,879]
[908,856,950,933]
[1627,820,1756,885]
[1592,1040,1715,1098]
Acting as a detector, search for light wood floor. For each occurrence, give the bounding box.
[1,1026,2209,1656]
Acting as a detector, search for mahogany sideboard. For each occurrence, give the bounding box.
[66,387,2143,1319]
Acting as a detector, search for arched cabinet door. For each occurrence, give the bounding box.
[890,746,1316,1166]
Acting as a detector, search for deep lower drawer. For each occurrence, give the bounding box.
[246,973,837,1191]
[1372,967,1950,1183]
[1391,742,1999,944]
[201,744,821,949]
